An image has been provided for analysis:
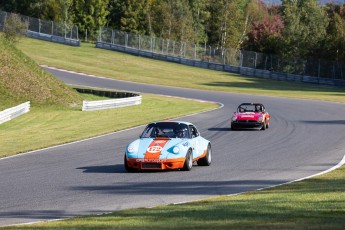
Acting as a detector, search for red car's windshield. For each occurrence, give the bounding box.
[238,104,262,113]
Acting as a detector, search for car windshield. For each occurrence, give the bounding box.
[140,122,190,138]
[238,104,262,112]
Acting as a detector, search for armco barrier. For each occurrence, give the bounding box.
[26,31,80,46]
[96,41,345,87]
[82,96,142,111]
[0,101,30,124]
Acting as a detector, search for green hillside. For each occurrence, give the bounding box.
[0,35,81,110]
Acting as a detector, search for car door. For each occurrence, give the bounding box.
[189,125,202,158]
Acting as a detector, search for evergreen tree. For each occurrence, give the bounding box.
[71,0,109,39]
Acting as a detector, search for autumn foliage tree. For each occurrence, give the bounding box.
[243,14,284,53]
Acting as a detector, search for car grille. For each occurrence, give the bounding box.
[142,163,162,169]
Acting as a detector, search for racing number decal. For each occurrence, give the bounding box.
[145,139,169,160]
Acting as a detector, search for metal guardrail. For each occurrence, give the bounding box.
[0,10,80,46]
[0,101,30,124]
[82,96,142,111]
[96,41,345,87]
[27,30,80,46]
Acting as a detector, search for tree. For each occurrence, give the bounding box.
[280,0,329,58]
[71,0,109,39]
[322,4,345,61]
[3,13,28,43]
[242,13,284,53]
[151,0,194,42]
[188,0,210,44]
[205,0,251,49]
[120,0,147,34]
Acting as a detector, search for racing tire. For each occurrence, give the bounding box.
[182,149,193,171]
[124,154,137,172]
[197,144,212,166]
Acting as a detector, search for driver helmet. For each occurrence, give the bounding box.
[176,129,186,138]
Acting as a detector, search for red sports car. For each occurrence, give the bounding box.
[231,103,270,130]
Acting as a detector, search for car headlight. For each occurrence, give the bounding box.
[127,146,135,153]
[258,116,264,122]
[173,146,180,154]
[232,116,237,121]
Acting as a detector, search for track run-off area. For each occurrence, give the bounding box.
[1,66,345,226]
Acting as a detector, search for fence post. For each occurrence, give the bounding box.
[209,46,211,63]
[39,18,41,33]
[76,25,78,40]
[26,16,29,31]
[99,27,102,42]
[240,51,243,67]
[138,34,141,50]
[64,21,66,38]
[150,37,153,52]
[223,49,226,65]
[51,21,53,35]
[194,44,197,60]
[3,12,7,32]
[162,39,164,54]
[254,52,257,69]
[318,59,321,79]
[111,29,114,44]
[172,41,175,55]
[125,33,128,47]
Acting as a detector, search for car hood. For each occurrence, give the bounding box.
[234,112,263,121]
[126,137,188,159]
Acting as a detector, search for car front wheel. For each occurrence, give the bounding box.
[124,154,137,172]
[182,149,193,171]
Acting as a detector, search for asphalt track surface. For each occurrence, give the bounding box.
[1,67,345,226]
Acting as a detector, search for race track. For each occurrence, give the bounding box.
[1,67,345,226]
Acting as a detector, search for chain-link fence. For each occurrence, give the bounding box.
[0,10,79,46]
[98,27,345,83]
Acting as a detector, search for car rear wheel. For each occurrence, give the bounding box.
[182,149,193,171]
[124,154,137,172]
[197,144,212,166]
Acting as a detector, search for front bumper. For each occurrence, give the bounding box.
[231,120,264,129]
[126,158,185,170]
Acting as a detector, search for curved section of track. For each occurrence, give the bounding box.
[1,67,345,226]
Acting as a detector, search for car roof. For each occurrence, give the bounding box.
[149,120,194,126]
[238,103,264,106]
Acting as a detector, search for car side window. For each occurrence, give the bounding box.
[189,125,199,138]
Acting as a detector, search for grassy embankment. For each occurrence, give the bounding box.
[1,37,344,229]
[17,37,345,103]
[0,36,217,158]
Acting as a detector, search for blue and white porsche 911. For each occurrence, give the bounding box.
[124,121,212,172]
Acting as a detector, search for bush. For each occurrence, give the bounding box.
[3,14,28,43]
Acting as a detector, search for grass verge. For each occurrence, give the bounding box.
[17,38,345,103]
[0,94,218,158]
